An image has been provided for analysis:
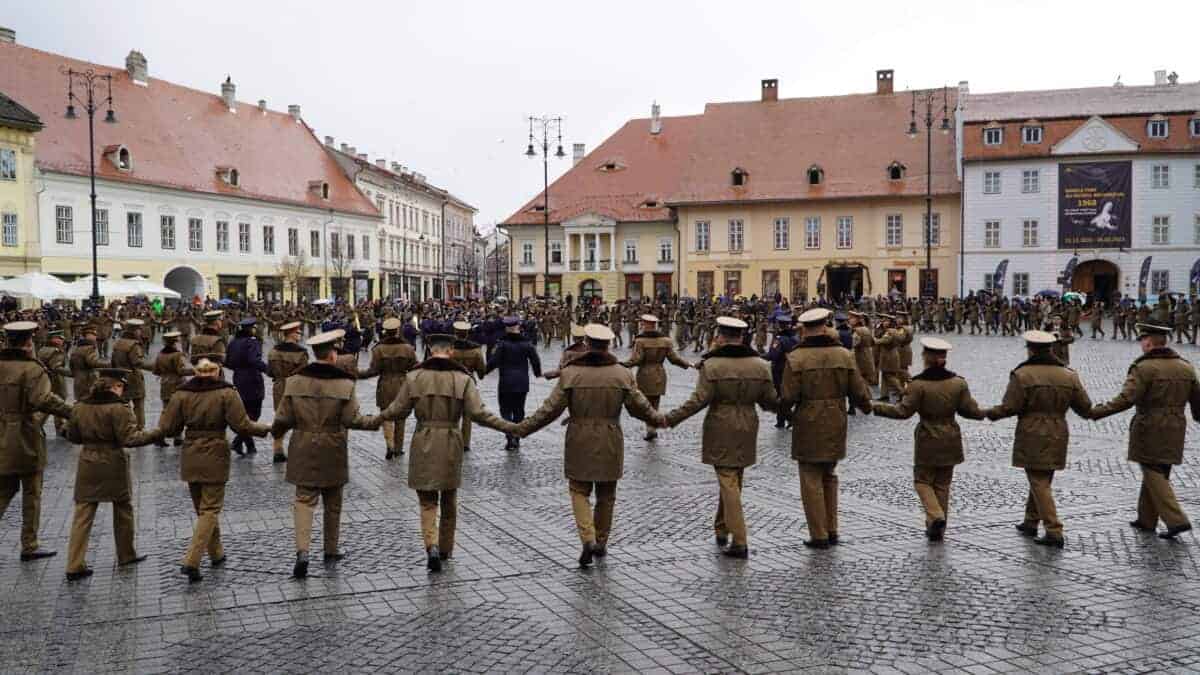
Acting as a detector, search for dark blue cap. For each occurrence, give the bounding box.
[502,316,520,326]
[238,317,257,327]
[775,314,793,324]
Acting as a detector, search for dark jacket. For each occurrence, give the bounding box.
[763,329,799,386]
[486,333,542,394]
[225,334,268,404]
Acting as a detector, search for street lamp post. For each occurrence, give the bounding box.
[63,67,116,309]
[907,87,950,299]
[525,116,566,297]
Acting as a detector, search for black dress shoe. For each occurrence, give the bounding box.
[643,432,657,441]
[324,552,345,562]
[172,438,183,447]
[384,451,394,460]
[273,454,287,464]
[723,545,749,559]
[153,439,168,448]
[438,550,453,561]
[118,554,148,566]
[1159,523,1193,540]
[592,545,607,558]
[926,519,947,541]
[210,556,226,568]
[1129,519,1156,532]
[715,534,729,548]
[66,568,94,581]
[827,532,840,546]
[578,542,594,568]
[245,439,257,454]
[20,549,57,561]
[774,420,786,429]
[293,553,309,579]
[1034,535,1065,548]
[1014,523,1038,537]
[181,565,203,583]
[427,546,442,572]
[803,539,830,549]
[463,445,471,453]
[231,439,245,456]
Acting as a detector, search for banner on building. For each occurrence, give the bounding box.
[992,259,1009,292]
[1190,259,1200,294]
[1137,256,1153,304]
[1058,161,1133,249]
[1058,256,1079,290]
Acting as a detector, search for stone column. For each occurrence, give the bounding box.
[609,231,616,270]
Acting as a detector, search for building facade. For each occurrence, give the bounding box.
[443,196,478,298]
[0,89,42,278]
[960,74,1200,301]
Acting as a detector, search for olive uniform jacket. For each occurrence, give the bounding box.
[335,352,359,379]
[0,349,74,475]
[189,329,227,358]
[150,376,271,483]
[64,389,154,502]
[450,339,488,380]
[873,366,985,466]
[379,358,513,491]
[152,345,193,403]
[515,350,660,482]
[69,339,107,399]
[897,326,914,372]
[266,341,309,408]
[851,326,877,383]
[36,345,71,400]
[781,335,873,463]
[665,343,779,468]
[622,332,691,397]
[1090,347,1200,465]
[110,337,151,400]
[271,362,379,488]
[357,338,417,408]
[984,353,1092,471]
[875,329,903,374]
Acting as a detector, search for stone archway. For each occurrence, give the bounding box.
[579,278,602,301]
[164,265,204,303]
[1072,259,1120,304]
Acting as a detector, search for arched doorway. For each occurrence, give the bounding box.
[1072,260,1119,304]
[579,279,602,302]
[164,266,204,304]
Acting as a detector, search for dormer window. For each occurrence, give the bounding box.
[321,182,330,200]
[888,162,906,181]
[1021,124,1043,144]
[597,159,625,173]
[103,145,132,172]
[983,126,1003,146]
[641,198,660,209]
[531,205,546,212]
[807,165,824,186]
[731,168,748,187]
[217,166,240,187]
[309,180,330,200]
[1190,116,1200,137]
[1148,116,1169,139]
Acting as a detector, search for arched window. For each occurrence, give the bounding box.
[731,168,748,187]
[321,182,330,200]
[580,279,602,300]
[807,165,824,186]
[228,168,239,186]
[117,147,131,171]
[887,162,905,181]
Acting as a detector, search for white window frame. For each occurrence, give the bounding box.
[1013,272,1030,296]
[885,214,903,247]
[310,230,320,258]
[1148,119,1169,139]
[922,212,941,247]
[188,217,203,251]
[1151,270,1170,294]
[773,217,790,250]
[1193,214,1200,245]
[549,240,562,264]
[1022,219,1039,247]
[983,171,1001,194]
[804,217,820,249]
[836,216,853,249]
[1152,215,1170,245]
[728,219,744,252]
[287,227,299,256]
[983,127,1003,145]
[160,215,175,250]
[127,211,143,248]
[1021,169,1040,194]
[695,220,710,252]
[624,239,637,263]
[0,148,15,181]
[1152,164,1170,189]
[1022,126,1043,144]
[1,212,17,247]
[347,234,355,260]
[984,220,1000,248]
[983,273,996,292]
[521,241,533,265]
[94,209,109,246]
[216,220,230,252]
[658,238,673,263]
[1191,119,1200,137]
[238,222,251,253]
[263,225,275,255]
[1194,164,1200,189]
[361,234,369,261]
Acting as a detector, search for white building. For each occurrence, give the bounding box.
[960,74,1200,302]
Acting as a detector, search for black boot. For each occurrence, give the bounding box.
[232,437,244,456]
[427,546,442,572]
[172,438,183,447]
[293,551,309,578]
[181,565,203,583]
[578,542,595,568]
[244,438,257,454]
[926,518,947,542]
[1159,523,1193,540]
[153,438,168,448]
[1014,522,1038,537]
[723,545,749,559]
[20,549,56,561]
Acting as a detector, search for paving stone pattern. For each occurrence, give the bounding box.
[2,333,1199,673]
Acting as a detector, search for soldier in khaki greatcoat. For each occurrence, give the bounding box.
[69,324,108,400]
[266,321,309,463]
[781,308,873,549]
[0,321,74,562]
[874,314,905,402]
[514,324,665,567]
[664,316,779,558]
[449,321,487,453]
[622,314,692,441]
[1089,322,1200,539]
[873,337,985,541]
[985,330,1093,548]
[379,333,516,572]
[270,329,381,579]
[356,318,416,460]
[110,318,152,430]
[543,324,587,379]
[140,355,270,581]
[151,331,193,447]
[36,329,72,437]
[189,310,227,358]
[848,311,877,392]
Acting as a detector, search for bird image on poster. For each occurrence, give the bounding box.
[1058,161,1132,249]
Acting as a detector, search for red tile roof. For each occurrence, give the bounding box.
[0,41,378,218]
[962,113,1200,161]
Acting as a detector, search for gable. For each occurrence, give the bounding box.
[1051,116,1140,156]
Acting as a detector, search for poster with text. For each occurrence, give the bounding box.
[1058,161,1132,249]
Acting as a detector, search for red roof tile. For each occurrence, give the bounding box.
[0,41,378,218]
[962,113,1200,161]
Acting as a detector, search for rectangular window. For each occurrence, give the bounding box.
[836,216,853,249]
[624,240,637,263]
[1,212,16,247]
[885,214,903,247]
[1021,169,1040,193]
[160,215,175,249]
[56,206,73,244]
[310,231,320,257]
[1013,272,1029,296]
[923,212,941,246]
[773,217,790,250]
[984,127,1003,145]
[188,217,203,251]
[1152,270,1170,294]
[1152,215,1170,244]
[330,232,341,258]
[697,271,714,297]
[1191,119,1200,137]
[1022,126,1042,144]
[984,171,1001,194]
[728,219,744,252]
[1194,164,1200,188]
[1193,215,1200,245]
[238,222,251,253]
[1022,219,1039,247]
[263,225,275,255]
[983,273,995,292]
[287,228,299,256]
[804,217,820,249]
[1152,164,1170,189]
[658,239,673,263]
[347,235,355,260]
[94,209,109,246]
[362,235,369,261]
[723,270,741,296]
[0,148,15,180]
[695,220,710,251]
[762,270,780,298]
[1148,120,1168,139]
[521,242,533,265]
[216,221,230,252]
[984,220,1000,248]
[127,212,143,247]
[549,241,562,264]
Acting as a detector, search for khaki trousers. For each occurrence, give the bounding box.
[460,414,473,450]
[0,472,43,553]
[645,396,661,436]
[66,500,136,573]
[798,462,838,541]
[881,372,904,401]
[131,398,145,430]
[714,467,747,546]
[913,465,954,526]
[183,483,225,568]
[569,480,617,545]
[293,485,343,554]
[416,489,458,553]
[1136,464,1190,529]
[1022,469,1062,537]
[380,419,407,453]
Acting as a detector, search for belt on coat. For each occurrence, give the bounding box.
[186,429,226,438]
[418,421,458,429]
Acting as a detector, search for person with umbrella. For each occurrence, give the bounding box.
[225,318,268,455]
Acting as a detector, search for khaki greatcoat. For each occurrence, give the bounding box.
[622,332,690,397]
[0,349,74,475]
[357,338,416,408]
[151,377,271,483]
[65,391,152,502]
[267,341,310,407]
[984,354,1092,470]
[873,366,985,466]
[1090,348,1200,465]
[781,335,873,463]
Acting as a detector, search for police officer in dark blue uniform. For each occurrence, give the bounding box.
[763,313,799,428]
[486,316,542,451]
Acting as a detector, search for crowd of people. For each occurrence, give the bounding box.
[0,288,1197,583]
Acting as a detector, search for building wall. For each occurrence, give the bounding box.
[0,124,40,276]
[355,172,442,301]
[677,195,961,300]
[962,155,1200,296]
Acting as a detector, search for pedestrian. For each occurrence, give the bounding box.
[266,321,309,463]
[110,318,152,431]
[1089,321,1200,539]
[270,329,381,579]
[874,314,904,403]
[151,331,193,448]
[35,329,71,437]
[450,320,487,453]
[356,317,416,460]
[512,324,665,567]
[68,323,107,400]
[984,330,1093,548]
[622,314,693,441]
[378,332,517,571]
[225,318,268,456]
[872,337,985,541]
[485,316,541,451]
[190,310,227,357]
[763,314,799,426]
[664,316,779,558]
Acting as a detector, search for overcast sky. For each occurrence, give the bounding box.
[9,1,1197,232]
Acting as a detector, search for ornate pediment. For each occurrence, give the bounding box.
[562,212,617,229]
[1051,116,1139,155]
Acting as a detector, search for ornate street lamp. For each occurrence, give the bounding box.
[63,67,116,309]
[525,116,566,297]
[907,87,951,298]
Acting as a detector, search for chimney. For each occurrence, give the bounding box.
[650,102,662,134]
[125,50,148,86]
[257,99,267,113]
[347,146,357,156]
[357,153,368,161]
[221,76,236,111]
[287,104,301,121]
[1154,70,1167,86]
[572,143,586,165]
[375,159,387,168]
[340,143,350,153]
[876,69,894,95]
[761,78,778,102]
[391,161,402,172]
[0,27,15,44]
[324,136,334,146]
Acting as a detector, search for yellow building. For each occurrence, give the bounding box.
[0,90,43,278]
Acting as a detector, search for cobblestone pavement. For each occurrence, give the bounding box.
[3,332,1200,673]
